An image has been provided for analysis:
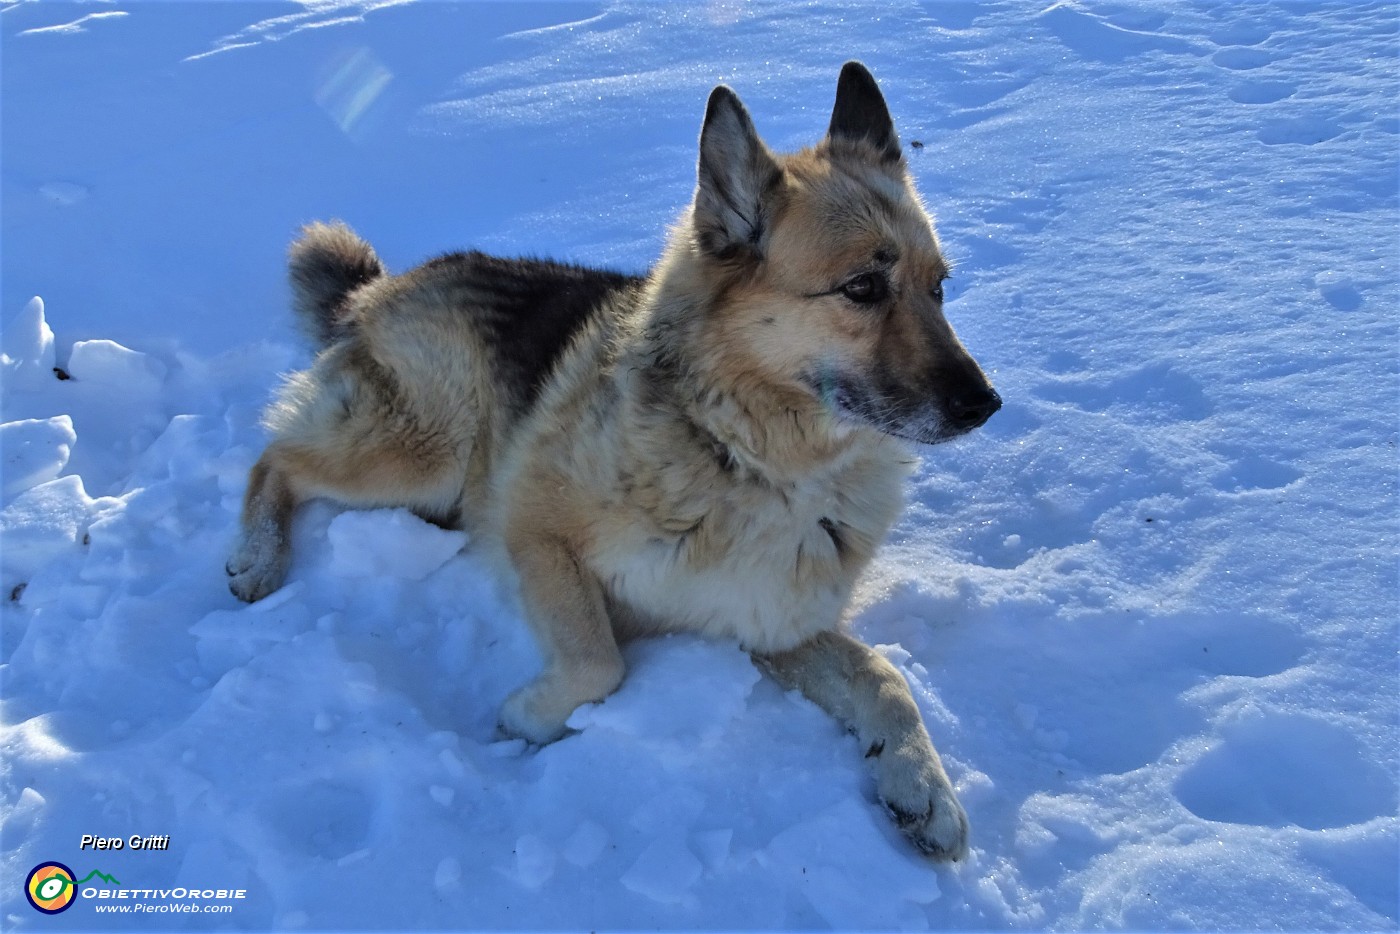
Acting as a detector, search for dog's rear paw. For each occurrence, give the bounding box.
[226,539,289,603]
[497,685,574,746]
[877,747,970,861]
[228,562,288,603]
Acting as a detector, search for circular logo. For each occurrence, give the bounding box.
[25,862,77,914]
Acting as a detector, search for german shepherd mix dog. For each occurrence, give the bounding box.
[229,62,999,861]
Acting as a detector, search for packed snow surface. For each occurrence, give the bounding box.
[2,1,1397,930]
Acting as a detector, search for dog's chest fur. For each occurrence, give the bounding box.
[580,414,910,653]
[489,264,911,654]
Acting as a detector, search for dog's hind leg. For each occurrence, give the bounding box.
[228,347,475,602]
[226,446,298,602]
[757,630,970,861]
[496,533,624,745]
[227,434,468,602]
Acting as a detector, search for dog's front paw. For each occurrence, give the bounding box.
[226,538,289,603]
[497,685,574,746]
[875,743,969,861]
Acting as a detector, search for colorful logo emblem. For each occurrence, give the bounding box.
[25,862,77,914]
[23,863,120,914]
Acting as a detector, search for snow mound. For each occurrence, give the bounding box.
[1,415,75,500]
[1,296,55,390]
[326,508,468,581]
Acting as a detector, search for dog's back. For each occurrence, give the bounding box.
[289,223,641,421]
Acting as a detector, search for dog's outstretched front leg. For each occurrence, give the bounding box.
[498,535,624,745]
[758,630,969,861]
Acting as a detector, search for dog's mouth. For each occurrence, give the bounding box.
[802,371,973,446]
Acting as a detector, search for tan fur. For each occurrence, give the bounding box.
[229,63,997,861]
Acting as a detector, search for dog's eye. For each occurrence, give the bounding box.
[931,280,945,302]
[841,272,888,305]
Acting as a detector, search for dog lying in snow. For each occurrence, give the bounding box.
[229,62,999,860]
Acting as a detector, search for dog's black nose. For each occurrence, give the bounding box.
[946,387,1002,430]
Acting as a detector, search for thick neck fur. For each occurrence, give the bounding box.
[623,216,888,487]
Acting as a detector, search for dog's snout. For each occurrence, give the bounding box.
[946,386,1002,431]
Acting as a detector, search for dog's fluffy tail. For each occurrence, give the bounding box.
[288,221,385,347]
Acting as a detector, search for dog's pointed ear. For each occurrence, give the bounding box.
[828,61,901,163]
[694,85,782,262]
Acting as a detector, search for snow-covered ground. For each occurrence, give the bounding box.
[3,1,1397,930]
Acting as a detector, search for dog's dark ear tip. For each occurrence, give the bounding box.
[839,60,876,81]
[700,84,759,155]
[836,61,883,101]
[705,85,742,121]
